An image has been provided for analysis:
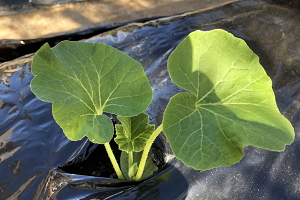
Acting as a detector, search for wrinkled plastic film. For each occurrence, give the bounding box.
[1,0,300,199]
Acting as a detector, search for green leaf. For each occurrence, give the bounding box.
[30,41,153,144]
[115,113,155,152]
[120,151,132,180]
[120,151,158,180]
[129,163,138,180]
[163,29,294,170]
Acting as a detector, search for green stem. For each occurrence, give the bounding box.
[104,142,125,180]
[135,124,163,181]
[129,151,133,169]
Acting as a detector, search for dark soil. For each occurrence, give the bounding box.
[61,136,122,179]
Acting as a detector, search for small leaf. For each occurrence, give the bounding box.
[129,163,138,179]
[30,41,152,144]
[120,151,158,181]
[115,113,155,152]
[120,151,131,180]
[163,29,294,170]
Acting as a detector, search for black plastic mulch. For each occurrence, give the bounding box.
[1,0,300,199]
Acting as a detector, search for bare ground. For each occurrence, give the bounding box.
[0,0,237,40]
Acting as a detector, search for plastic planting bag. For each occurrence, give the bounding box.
[1,0,300,199]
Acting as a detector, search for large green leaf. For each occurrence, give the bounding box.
[120,151,158,180]
[115,113,155,152]
[163,29,294,170]
[31,41,152,143]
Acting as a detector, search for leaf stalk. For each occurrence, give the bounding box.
[129,151,133,170]
[104,142,125,180]
[135,124,163,181]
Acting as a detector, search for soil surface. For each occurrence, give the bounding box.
[0,0,237,40]
[61,137,122,179]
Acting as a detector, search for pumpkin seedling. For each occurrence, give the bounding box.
[30,29,294,181]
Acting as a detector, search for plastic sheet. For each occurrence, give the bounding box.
[1,0,300,199]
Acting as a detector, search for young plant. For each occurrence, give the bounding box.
[30,29,294,181]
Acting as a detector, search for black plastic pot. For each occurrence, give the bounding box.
[1,0,300,199]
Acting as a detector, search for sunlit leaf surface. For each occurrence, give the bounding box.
[31,41,152,143]
[163,30,294,170]
[115,113,155,152]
